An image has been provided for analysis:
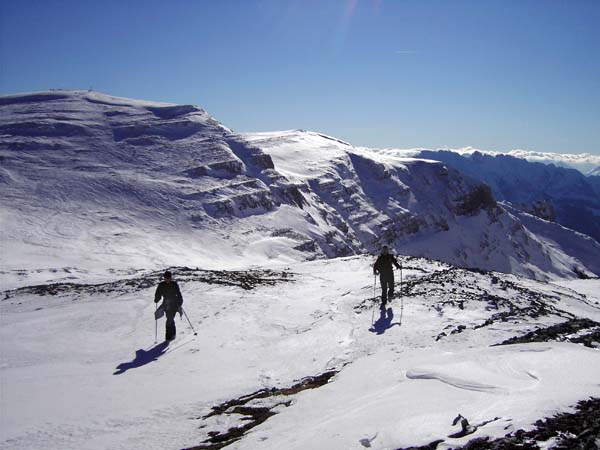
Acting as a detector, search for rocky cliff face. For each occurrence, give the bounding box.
[244,131,599,279]
[417,150,600,244]
[1,90,598,280]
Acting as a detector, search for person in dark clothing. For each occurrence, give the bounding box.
[154,271,184,341]
[373,246,402,307]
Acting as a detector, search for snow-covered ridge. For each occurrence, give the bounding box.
[2,89,179,108]
[370,145,600,174]
[1,90,598,281]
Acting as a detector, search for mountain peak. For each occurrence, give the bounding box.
[1,91,598,280]
[1,89,190,109]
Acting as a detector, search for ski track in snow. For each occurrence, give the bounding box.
[1,256,600,450]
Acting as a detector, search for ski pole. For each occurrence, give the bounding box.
[154,303,158,344]
[373,273,377,300]
[371,274,376,326]
[400,262,403,298]
[182,307,198,336]
[400,262,404,323]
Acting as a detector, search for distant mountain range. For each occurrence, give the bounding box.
[1,90,599,280]
[412,150,600,244]
[383,146,600,176]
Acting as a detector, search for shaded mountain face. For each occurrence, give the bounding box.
[1,91,598,280]
[588,173,600,198]
[417,150,600,244]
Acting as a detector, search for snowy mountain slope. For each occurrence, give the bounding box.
[501,202,600,276]
[1,91,235,268]
[0,91,316,273]
[2,90,600,450]
[244,131,599,280]
[588,173,600,199]
[588,166,600,177]
[1,90,598,282]
[411,150,600,244]
[1,256,599,450]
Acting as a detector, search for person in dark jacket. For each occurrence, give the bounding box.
[373,246,402,307]
[154,271,184,341]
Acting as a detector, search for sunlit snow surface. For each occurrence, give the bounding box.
[1,256,599,450]
[2,91,600,449]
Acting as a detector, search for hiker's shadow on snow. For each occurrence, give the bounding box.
[369,307,401,335]
[113,342,169,375]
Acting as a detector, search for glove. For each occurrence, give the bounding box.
[178,306,183,318]
[154,304,165,319]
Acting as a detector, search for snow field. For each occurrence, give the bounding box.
[233,344,600,450]
[2,256,600,449]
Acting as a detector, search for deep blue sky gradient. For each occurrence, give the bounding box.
[1,0,599,154]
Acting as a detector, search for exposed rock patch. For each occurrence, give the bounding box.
[2,267,294,301]
[396,397,600,450]
[185,370,338,450]
[497,318,600,348]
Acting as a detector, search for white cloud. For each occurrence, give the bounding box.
[367,146,600,175]
[454,147,600,174]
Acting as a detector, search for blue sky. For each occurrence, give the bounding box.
[1,0,599,154]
